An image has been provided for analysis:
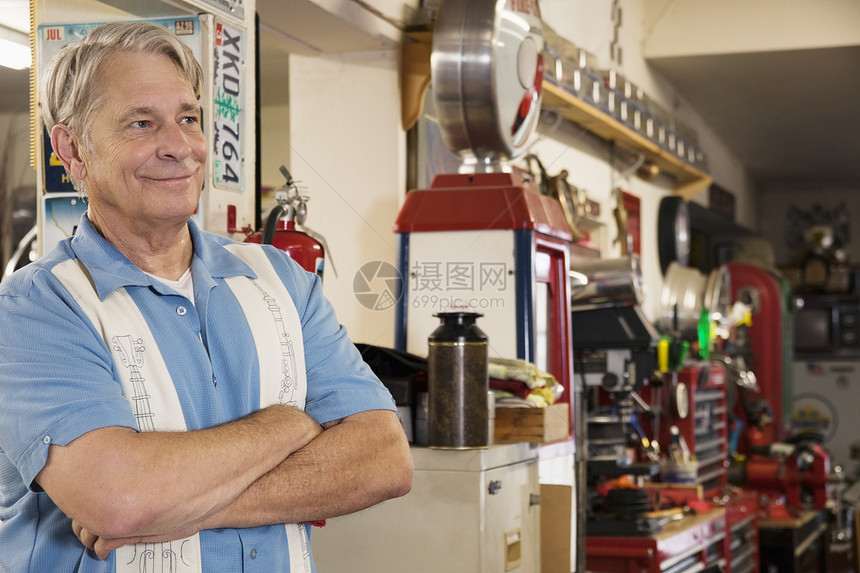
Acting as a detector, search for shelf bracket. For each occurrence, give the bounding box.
[400,29,433,131]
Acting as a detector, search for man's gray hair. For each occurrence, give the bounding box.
[41,21,204,194]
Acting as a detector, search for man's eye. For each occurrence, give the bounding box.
[131,120,151,129]
[181,116,200,125]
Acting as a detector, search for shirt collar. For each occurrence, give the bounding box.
[70,214,256,300]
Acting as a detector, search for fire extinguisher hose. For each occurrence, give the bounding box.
[261,205,287,245]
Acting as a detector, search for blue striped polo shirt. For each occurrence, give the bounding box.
[0,214,395,572]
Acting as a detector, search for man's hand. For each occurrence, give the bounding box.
[72,519,202,561]
[72,519,137,560]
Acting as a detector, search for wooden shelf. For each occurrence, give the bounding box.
[541,81,712,200]
[397,28,712,200]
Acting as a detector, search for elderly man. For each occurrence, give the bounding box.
[0,21,411,572]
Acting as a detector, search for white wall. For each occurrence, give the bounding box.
[531,0,755,321]
[642,0,860,57]
[258,0,760,334]
[285,51,406,346]
[259,103,291,191]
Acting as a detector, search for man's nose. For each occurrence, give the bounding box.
[157,121,194,161]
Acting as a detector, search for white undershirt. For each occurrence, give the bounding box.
[147,267,195,303]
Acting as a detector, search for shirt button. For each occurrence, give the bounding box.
[250,548,257,559]
[177,306,187,316]
[43,436,51,444]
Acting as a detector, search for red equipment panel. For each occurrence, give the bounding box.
[639,362,730,495]
[395,171,575,423]
[727,263,790,448]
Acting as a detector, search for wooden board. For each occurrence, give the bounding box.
[494,403,570,443]
[541,484,573,573]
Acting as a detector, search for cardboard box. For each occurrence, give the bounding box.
[494,403,570,444]
[541,484,574,573]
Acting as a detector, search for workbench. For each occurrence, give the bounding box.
[758,509,827,573]
[585,508,727,573]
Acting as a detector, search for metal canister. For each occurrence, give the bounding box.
[427,312,489,449]
[571,254,644,307]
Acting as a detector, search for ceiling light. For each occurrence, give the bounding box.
[0,25,30,70]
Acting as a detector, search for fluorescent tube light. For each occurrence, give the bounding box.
[0,36,30,69]
[0,24,30,70]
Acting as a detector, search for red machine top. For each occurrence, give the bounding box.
[393,172,574,242]
[727,262,788,446]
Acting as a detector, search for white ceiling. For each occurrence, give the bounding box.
[648,45,860,190]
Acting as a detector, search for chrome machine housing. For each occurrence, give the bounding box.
[431,0,544,172]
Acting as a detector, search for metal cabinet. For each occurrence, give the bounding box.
[312,443,541,573]
[724,490,759,573]
[585,509,727,573]
[638,362,729,493]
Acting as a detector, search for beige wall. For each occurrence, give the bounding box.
[11,0,764,338]
[642,0,860,57]
[284,51,406,346]
[529,0,756,321]
[255,0,761,332]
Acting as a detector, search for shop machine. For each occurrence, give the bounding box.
[393,0,574,410]
[727,263,793,449]
[316,1,575,572]
[725,263,831,512]
[572,257,764,573]
[568,256,662,533]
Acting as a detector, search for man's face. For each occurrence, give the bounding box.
[80,51,207,234]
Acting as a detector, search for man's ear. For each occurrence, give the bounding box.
[50,124,87,182]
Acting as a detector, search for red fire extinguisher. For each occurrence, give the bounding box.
[244,166,336,279]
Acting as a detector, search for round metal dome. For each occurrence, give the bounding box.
[431,0,544,172]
